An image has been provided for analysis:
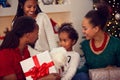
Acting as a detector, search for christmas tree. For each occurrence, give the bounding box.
[93,0,120,39]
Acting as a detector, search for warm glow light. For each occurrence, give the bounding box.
[115,35,117,37]
[112,5,115,7]
[109,1,111,3]
[116,22,118,24]
[109,22,112,24]
[107,24,110,26]
[108,29,110,31]
[113,0,115,2]
[115,11,117,13]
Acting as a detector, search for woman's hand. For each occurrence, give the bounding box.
[38,73,61,80]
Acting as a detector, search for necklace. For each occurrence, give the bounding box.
[91,33,108,52]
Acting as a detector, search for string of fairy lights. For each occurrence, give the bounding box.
[93,0,120,38]
[107,0,120,38]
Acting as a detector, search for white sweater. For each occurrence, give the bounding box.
[28,13,58,56]
[61,51,80,80]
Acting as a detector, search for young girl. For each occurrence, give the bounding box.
[58,23,80,80]
[13,0,57,56]
[0,16,60,80]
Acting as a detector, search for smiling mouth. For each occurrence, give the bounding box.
[28,12,35,15]
[28,13,34,15]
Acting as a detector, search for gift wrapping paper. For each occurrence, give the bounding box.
[89,67,120,80]
[20,51,57,80]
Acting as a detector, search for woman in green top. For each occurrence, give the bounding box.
[72,3,120,80]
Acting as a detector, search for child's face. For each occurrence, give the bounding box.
[59,31,74,51]
[23,0,37,18]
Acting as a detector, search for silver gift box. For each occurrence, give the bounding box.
[89,67,120,80]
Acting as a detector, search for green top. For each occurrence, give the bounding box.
[77,36,120,73]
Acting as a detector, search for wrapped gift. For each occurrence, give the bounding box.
[109,68,120,80]
[89,67,120,80]
[20,51,57,80]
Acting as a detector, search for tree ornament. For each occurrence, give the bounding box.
[115,13,120,20]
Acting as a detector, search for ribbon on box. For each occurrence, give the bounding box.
[25,55,54,80]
